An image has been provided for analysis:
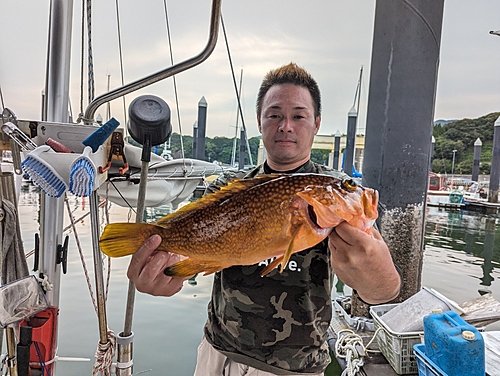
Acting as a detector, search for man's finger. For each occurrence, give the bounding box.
[127,235,162,279]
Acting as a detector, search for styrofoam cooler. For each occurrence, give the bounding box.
[423,310,485,376]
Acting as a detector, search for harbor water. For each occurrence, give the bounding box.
[15,181,500,375]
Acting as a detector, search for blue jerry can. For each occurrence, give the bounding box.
[423,310,485,376]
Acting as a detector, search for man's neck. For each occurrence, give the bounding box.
[264,160,310,174]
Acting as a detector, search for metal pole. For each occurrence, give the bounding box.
[488,117,500,203]
[90,192,109,345]
[38,2,74,374]
[472,138,482,182]
[360,0,444,316]
[116,161,149,376]
[344,107,357,177]
[192,122,198,159]
[451,149,457,185]
[333,131,341,171]
[196,97,208,161]
[430,135,435,170]
[239,128,246,170]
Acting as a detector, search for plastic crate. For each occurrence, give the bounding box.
[413,344,447,376]
[370,304,423,375]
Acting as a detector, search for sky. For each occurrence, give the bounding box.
[1,1,500,139]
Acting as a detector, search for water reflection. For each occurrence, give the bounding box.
[424,207,500,300]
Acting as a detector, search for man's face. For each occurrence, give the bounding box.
[258,83,321,170]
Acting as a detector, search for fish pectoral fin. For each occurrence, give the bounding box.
[259,256,284,276]
[164,259,223,278]
[259,228,300,277]
[280,228,299,272]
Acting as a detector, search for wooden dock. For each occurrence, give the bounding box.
[463,197,500,214]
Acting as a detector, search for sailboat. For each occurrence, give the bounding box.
[0,0,223,374]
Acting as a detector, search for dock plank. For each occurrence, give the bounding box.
[483,332,500,375]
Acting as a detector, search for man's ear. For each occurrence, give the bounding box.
[257,116,262,133]
[314,115,321,134]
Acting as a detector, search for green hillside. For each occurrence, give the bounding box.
[128,133,330,167]
[432,112,500,175]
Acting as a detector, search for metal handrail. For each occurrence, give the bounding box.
[84,0,222,123]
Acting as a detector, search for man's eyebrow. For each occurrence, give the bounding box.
[267,105,308,110]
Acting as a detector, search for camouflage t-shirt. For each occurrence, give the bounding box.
[204,161,349,375]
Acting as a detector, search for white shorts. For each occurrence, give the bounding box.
[193,336,324,376]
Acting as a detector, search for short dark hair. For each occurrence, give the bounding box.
[256,62,321,118]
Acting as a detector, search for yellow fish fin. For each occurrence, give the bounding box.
[259,256,284,276]
[259,228,300,277]
[279,228,299,272]
[155,174,285,226]
[99,222,157,257]
[164,259,224,278]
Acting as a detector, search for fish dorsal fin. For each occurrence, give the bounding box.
[155,174,285,225]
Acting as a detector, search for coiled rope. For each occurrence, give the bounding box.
[92,328,116,376]
[334,327,383,376]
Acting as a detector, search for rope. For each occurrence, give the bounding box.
[37,274,53,293]
[334,327,383,376]
[86,0,95,104]
[77,0,86,123]
[162,0,185,159]
[92,328,116,376]
[65,197,98,311]
[33,341,51,376]
[113,0,128,129]
[335,329,365,376]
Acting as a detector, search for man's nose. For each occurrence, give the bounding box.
[279,117,293,132]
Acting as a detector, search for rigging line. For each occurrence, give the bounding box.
[231,68,243,167]
[221,14,254,166]
[0,83,5,111]
[114,0,128,132]
[356,66,363,134]
[78,0,86,122]
[163,0,186,162]
[86,0,95,103]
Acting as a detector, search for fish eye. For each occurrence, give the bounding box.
[342,179,357,191]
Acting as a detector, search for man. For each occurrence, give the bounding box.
[128,63,401,375]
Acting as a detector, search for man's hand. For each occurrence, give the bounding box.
[329,222,401,304]
[127,235,186,297]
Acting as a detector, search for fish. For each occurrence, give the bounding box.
[99,173,379,278]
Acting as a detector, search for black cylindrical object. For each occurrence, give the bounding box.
[128,95,172,162]
[344,108,357,177]
[489,117,500,203]
[472,138,482,182]
[17,325,32,376]
[333,131,341,171]
[195,97,208,161]
[360,0,444,312]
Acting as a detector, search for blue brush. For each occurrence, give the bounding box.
[21,145,68,198]
[83,117,120,152]
[69,146,96,197]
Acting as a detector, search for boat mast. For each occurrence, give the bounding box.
[42,0,73,316]
[39,0,74,370]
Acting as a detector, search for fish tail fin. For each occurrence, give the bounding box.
[100,223,156,257]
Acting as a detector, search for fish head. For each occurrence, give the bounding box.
[296,176,379,233]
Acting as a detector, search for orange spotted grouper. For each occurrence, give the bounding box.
[99,173,379,278]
